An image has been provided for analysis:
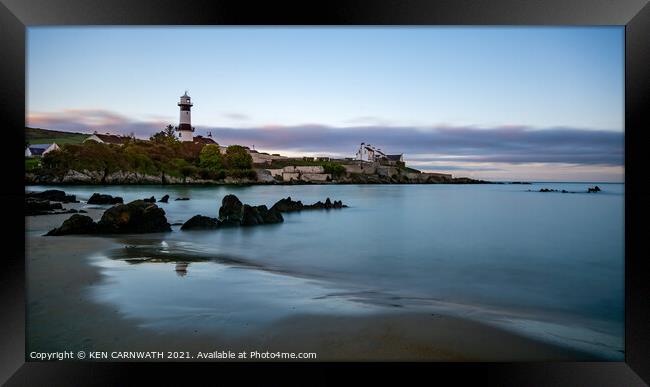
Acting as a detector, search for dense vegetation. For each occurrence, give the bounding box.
[37,128,255,181]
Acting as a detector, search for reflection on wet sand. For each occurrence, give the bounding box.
[175,262,189,277]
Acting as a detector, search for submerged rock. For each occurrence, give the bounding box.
[159,194,170,203]
[175,197,190,201]
[181,215,220,230]
[46,214,97,236]
[87,193,123,205]
[26,189,78,203]
[96,200,171,233]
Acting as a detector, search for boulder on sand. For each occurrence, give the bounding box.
[96,200,171,233]
[181,215,220,230]
[26,189,78,203]
[46,214,97,236]
[46,200,172,235]
[218,194,244,225]
[159,194,170,203]
[87,193,123,205]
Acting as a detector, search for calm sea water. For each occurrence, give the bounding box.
[27,183,625,359]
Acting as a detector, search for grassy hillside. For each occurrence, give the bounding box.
[26,127,89,146]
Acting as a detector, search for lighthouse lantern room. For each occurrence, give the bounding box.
[177,91,194,142]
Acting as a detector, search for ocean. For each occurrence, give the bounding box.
[26,183,625,359]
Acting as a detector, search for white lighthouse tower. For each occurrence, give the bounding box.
[177,91,194,142]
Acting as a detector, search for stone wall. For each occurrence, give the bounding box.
[301,173,330,182]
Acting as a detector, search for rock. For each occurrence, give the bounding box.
[26,198,63,215]
[143,196,156,203]
[587,186,601,193]
[96,200,171,234]
[539,188,557,193]
[257,205,283,224]
[46,214,97,236]
[79,210,88,213]
[27,189,77,203]
[159,195,170,203]
[240,204,264,226]
[271,196,347,212]
[219,194,244,225]
[270,197,304,212]
[87,193,124,205]
[181,215,220,230]
[175,197,190,201]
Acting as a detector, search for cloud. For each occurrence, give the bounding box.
[222,112,250,121]
[27,109,624,167]
[28,109,170,138]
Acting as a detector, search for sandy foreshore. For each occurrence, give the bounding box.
[26,207,597,361]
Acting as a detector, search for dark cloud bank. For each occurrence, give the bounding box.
[29,109,624,167]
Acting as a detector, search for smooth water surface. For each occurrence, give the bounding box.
[28,183,625,359]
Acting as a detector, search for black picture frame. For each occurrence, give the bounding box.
[1,0,649,385]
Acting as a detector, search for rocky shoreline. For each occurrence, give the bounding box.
[25,168,491,185]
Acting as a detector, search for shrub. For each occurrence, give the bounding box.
[224,145,253,170]
[199,144,223,170]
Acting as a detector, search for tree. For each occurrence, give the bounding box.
[224,145,253,170]
[199,144,223,170]
[150,124,180,145]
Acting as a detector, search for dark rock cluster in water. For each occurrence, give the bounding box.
[530,185,602,194]
[87,193,123,205]
[158,195,170,203]
[181,194,348,230]
[46,200,171,236]
[25,189,81,216]
[182,194,284,230]
[270,196,347,212]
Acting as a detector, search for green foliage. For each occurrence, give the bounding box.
[37,138,258,182]
[25,157,40,171]
[322,162,346,177]
[199,144,223,170]
[150,125,180,145]
[224,145,253,170]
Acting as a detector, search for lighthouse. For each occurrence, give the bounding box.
[177,91,194,142]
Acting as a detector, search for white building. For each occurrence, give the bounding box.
[177,91,194,142]
[355,142,403,164]
[25,143,60,157]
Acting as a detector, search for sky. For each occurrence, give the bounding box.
[27,27,624,182]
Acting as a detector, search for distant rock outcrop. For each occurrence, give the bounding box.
[87,193,123,205]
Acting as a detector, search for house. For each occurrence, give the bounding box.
[355,142,404,165]
[192,135,216,145]
[25,143,60,157]
[83,133,131,145]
